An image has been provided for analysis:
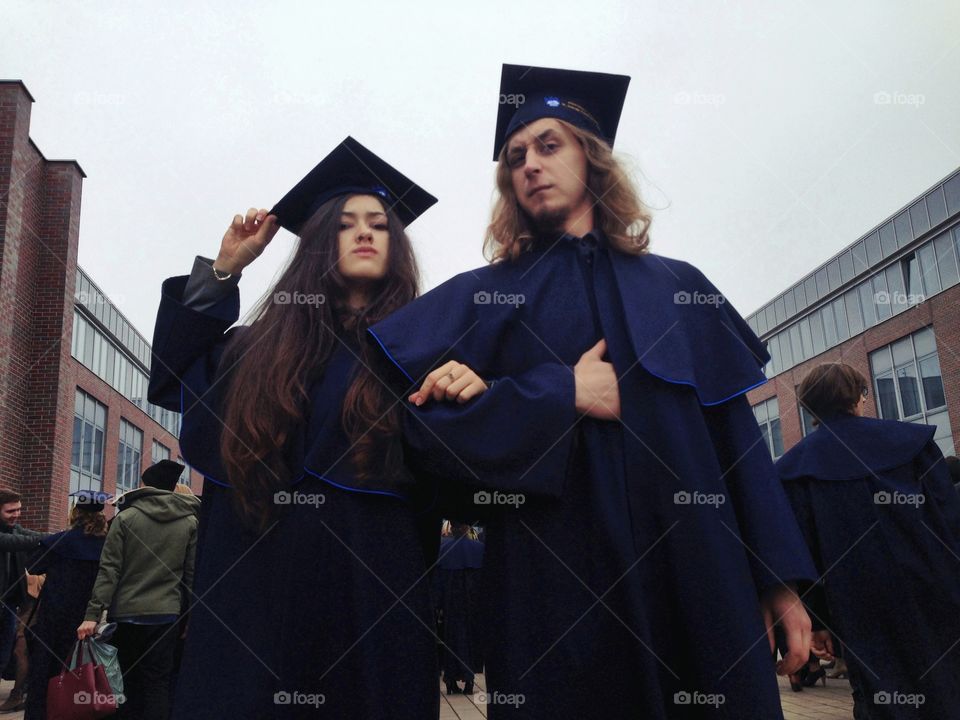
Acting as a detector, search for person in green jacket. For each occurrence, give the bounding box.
[77,459,199,720]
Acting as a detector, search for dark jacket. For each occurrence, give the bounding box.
[0,523,46,608]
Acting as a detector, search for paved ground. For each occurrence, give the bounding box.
[0,674,855,718]
[440,674,855,720]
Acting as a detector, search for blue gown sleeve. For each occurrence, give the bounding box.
[399,362,576,498]
[777,479,830,631]
[147,261,240,411]
[702,394,818,594]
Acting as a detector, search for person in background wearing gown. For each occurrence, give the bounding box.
[435,521,484,696]
[369,64,816,719]
[24,490,109,720]
[147,137,488,719]
[777,362,960,719]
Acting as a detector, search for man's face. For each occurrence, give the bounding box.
[505,118,591,233]
[0,502,21,527]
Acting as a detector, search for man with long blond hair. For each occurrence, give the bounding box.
[370,64,816,718]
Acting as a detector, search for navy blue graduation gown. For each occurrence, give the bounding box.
[148,276,439,720]
[776,413,960,719]
[369,236,817,719]
[25,530,105,720]
[435,535,484,683]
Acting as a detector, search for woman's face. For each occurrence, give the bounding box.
[336,194,390,284]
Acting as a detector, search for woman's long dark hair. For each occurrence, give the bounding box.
[218,194,420,531]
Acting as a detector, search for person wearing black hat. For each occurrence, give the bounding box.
[146,137,485,719]
[776,362,960,718]
[23,490,110,719]
[368,64,817,718]
[76,460,199,720]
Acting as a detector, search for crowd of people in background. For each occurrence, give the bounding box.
[0,370,957,720]
[0,459,197,719]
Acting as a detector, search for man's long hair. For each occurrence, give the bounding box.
[484,120,653,262]
[218,194,420,532]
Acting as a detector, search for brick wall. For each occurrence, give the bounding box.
[0,81,188,531]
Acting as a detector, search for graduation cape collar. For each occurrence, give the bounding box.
[776,413,936,481]
[369,243,770,407]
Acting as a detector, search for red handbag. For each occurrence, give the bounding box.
[47,639,118,720]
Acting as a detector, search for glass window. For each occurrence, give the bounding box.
[71,389,106,493]
[752,397,784,459]
[753,401,767,423]
[880,222,898,257]
[875,371,899,419]
[118,419,143,493]
[755,309,767,336]
[886,263,908,314]
[804,276,818,306]
[784,289,796,317]
[845,291,864,336]
[896,362,922,417]
[822,303,838,347]
[810,310,826,356]
[789,325,804,363]
[914,326,936,357]
[832,298,849,341]
[865,232,882,266]
[934,233,960,288]
[779,330,794,367]
[919,355,946,410]
[909,200,930,236]
[827,260,842,291]
[775,297,786,325]
[839,251,854,283]
[816,269,829,297]
[852,241,869,275]
[768,334,782,375]
[765,305,777,333]
[799,318,813,358]
[794,283,807,310]
[152,440,171,463]
[917,243,941,295]
[770,417,784,457]
[873,273,892,321]
[944,174,960,216]
[894,211,913,248]
[858,282,877,328]
[926,187,948,227]
[903,255,923,302]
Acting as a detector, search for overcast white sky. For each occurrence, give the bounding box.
[4,0,959,341]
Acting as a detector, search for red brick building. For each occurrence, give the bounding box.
[746,166,960,461]
[0,80,190,531]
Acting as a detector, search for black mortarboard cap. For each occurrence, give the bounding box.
[270,136,438,234]
[69,489,113,511]
[493,64,631,160]
[141,459,185,491]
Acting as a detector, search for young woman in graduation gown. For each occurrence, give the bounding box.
[776,362,960,719]
[147,138,487,719]
[24,494,108,720]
